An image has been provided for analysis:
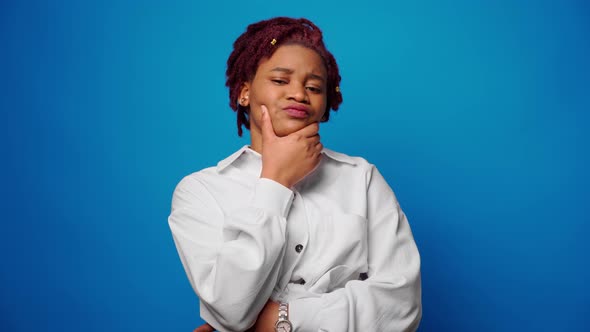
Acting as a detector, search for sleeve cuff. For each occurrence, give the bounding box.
[289,297,323,332]
[250,178,294,217]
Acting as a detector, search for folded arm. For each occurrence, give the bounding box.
[169,176,294,332]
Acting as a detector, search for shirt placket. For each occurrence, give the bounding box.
[276,188,310,301]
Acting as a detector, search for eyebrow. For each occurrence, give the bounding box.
[270,67,325,82]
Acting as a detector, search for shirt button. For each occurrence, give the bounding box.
[295,244,303,253]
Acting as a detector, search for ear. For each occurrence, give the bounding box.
[238,82,251,107]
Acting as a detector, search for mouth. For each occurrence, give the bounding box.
[283,104,310,119]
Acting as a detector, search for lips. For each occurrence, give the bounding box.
[283,104,310,119]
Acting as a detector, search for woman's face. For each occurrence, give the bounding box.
[241,44,328,138]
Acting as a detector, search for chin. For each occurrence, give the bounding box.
[274,122,308,137]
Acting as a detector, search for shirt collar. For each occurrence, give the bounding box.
[216,145,357,173]
[321,147,358,166]
[216,145,253,172]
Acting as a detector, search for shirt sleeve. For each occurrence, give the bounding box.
[168,175,295,332]
[288,165,422,331]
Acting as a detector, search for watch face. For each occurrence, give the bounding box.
[275,320,293,332]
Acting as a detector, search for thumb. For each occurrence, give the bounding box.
[260,105,276,140]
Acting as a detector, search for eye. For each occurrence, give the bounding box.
[271,79,288,85]
[306,86,322,93]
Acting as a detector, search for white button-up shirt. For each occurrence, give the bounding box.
[168,146,422,331]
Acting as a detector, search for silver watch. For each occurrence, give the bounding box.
[275,302,293,332]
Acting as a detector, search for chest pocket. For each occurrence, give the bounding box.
[306,211,368,291]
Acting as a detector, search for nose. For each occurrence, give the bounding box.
[287,82,309,104]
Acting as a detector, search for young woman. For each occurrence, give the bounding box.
[169,17,422,332]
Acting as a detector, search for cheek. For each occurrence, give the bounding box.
[315,97,328,118]
[249,106,262,125]
[250,92,274,110]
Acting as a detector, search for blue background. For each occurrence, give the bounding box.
[2,0,588,331]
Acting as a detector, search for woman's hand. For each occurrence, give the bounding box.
[252,299,280,332]
[260,105,322,188]
[192,300,278,332]
[193,322,215,332]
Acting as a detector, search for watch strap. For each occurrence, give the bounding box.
[275,302,293,331]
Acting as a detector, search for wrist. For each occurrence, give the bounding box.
[275,302,292,332]
[260,170,292,188]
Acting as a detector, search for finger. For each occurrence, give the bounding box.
[193,322,215,332]
[308,133,320,144]
[316,142,324,151]
[295,122,320,138]
[260,105,277,140]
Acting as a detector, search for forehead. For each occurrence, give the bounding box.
[258,44,327,76]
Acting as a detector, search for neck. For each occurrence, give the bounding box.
[249,129,262,154]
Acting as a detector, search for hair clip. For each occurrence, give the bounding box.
[335,86,340,93]
[270,38,277,46]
